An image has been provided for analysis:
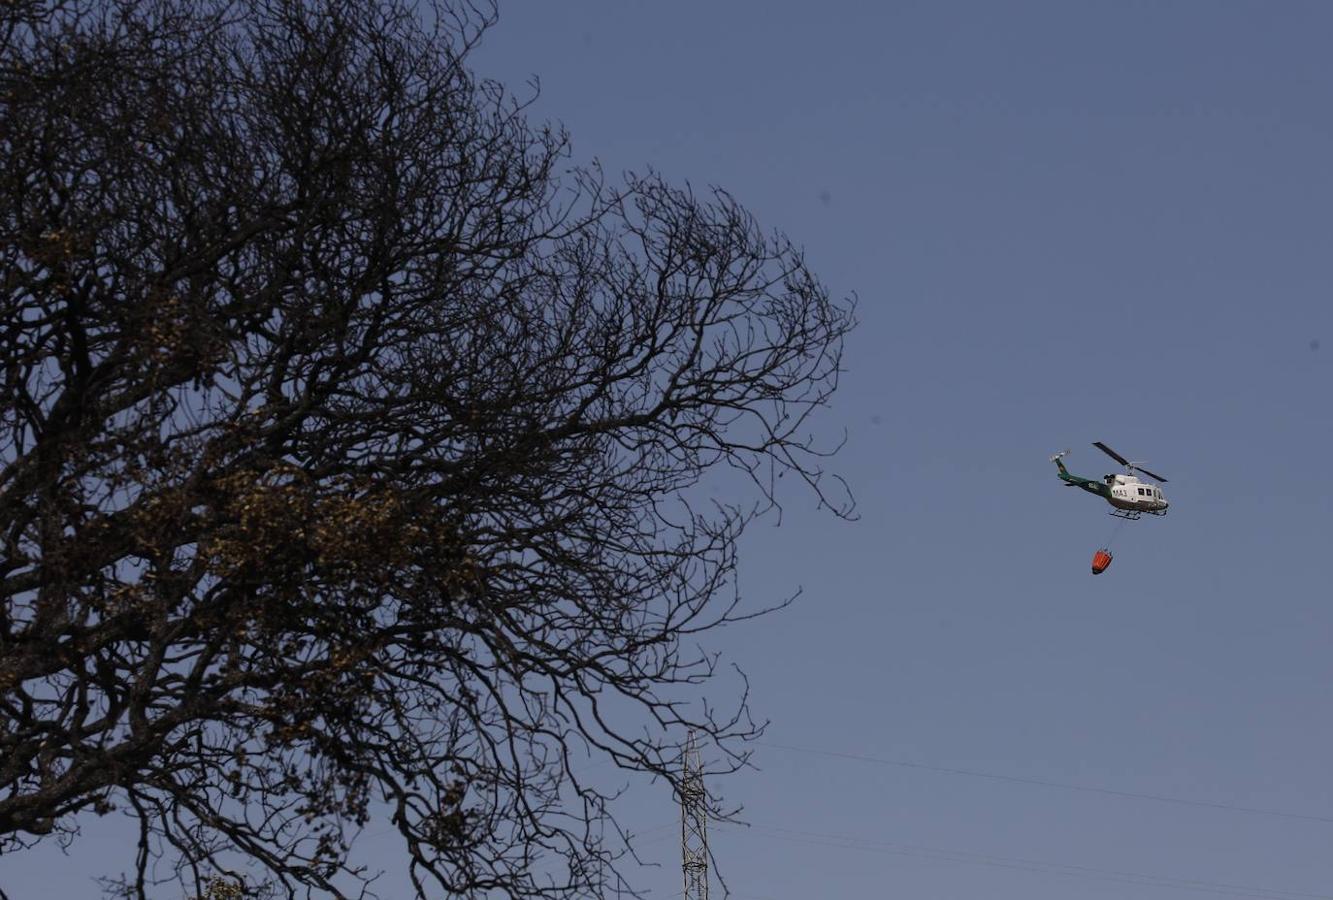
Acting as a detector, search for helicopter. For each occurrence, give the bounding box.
[1051,441,1169,520]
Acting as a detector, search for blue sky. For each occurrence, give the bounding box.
[5,2,1332,898]
[468,2,1333,899]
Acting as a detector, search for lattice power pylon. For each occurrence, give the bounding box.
[681,731,709,900]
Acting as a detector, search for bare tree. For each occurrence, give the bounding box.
[0,0,854,897]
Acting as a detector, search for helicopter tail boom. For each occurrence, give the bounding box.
[1051,450,1110,497]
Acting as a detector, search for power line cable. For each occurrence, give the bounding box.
[758,741,1333,825]
[721,821,1333,900]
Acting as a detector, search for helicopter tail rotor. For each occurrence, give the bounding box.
[1049,448,1071,463]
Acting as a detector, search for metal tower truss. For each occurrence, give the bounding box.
[681,731,709,900]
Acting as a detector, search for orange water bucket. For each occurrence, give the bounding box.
[1091,548,1113,575]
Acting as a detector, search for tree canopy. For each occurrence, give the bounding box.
[0,1,854,896]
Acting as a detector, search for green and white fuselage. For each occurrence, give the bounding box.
[1052,451,1169,517]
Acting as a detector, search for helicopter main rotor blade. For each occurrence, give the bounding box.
[1132,465,1169,483]
[1092,441,1131,468]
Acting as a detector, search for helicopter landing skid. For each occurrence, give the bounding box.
[1109,508,1167,521]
